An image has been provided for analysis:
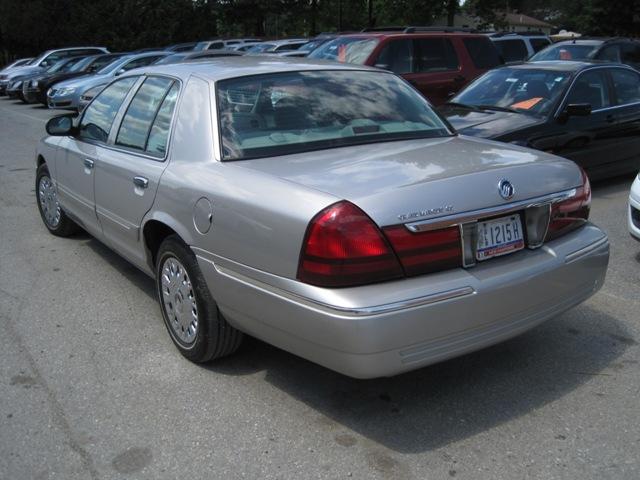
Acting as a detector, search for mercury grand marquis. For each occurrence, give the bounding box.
[35,58,609,378]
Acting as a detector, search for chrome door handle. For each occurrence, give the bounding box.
[84,158,94,169]
[133,176,149,189]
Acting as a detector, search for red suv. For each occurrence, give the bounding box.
[308,27,502,105]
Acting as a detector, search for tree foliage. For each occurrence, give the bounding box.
[1,0,638,63]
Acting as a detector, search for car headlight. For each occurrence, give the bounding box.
[56,87,76,96]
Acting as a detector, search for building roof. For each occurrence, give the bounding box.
[502,12,553,29]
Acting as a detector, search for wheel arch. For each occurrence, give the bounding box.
[142,212,195,271]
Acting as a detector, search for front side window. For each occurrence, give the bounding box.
[217,70,451,161]
[308,37,379,64]
[463,37,501,69]
[79,77,138,142]
[116,76,175,152]
[414,38,459,72]
[611,69,640,105]
[494,39,528,62]
[566,70,611,110]
[373,39,413,74]
[621,43,640,65]
[453,67,571,116]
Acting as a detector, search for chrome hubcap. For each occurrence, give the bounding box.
[161,257,198,344]
[38,175,61,228]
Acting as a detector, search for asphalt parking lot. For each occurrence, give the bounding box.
[0,98,638,480]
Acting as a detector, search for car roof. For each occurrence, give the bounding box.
[336,31,489,39]
[502,60,630,72]
[123,56,377,82]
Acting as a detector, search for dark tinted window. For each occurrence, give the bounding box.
[463,37,501,69]
[374,39,413,74]
[530,38,551,53]
[611,69,640,105]
[208,42,224,50]
[494,39,528,62]
[146,83,180,156]
[414,38,459,72]
[79,77,138,142]
[621,43,640,65]
[598,45,621,62]
[566,70,611,110]
[88,55,121,72]
[116,76,175,151]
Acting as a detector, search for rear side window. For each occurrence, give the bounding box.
[146,84,180,156]
[598,45,621,62]
[79,77,138,142]
[116,76,176,153]
[621,43,640,65]
[208,42,224,50]
[494,39,528,62]
[463,37,501,69]
[611,69,640,105]
[530,38,551,53]
[414,38,459,72]
[374,39,413,74]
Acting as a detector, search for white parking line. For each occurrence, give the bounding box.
[0,106,48,123]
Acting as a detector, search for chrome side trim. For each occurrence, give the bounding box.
[406,188,577,232]
[196,253,475,317]
[565,235,609,264]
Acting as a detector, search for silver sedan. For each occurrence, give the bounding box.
[35,58,609,378]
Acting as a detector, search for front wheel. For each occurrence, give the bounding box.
[36,164,79,237]
[156,235,243,362]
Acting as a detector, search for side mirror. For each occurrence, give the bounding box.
[565,103,592,117]
[115,68,126,76]
[46,114,76,136]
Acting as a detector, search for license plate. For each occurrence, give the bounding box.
[476,214,524,261]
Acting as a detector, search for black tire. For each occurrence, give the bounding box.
[156,235,243,363]
[36,163,79,237]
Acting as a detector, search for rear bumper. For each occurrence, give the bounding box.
[195,224,609,378]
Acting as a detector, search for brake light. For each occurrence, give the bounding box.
[383,225,462,276]
[297,201,403,287]
[545,168,591,241]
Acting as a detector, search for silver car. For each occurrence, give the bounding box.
[35,58,609,378]
[47,51,169,110]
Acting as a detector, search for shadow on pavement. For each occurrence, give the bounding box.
[205,305,630,454]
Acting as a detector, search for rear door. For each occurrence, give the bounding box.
[55,76,139,235]
[403,37,462,105]
[606,67,640,174]
[94,76,180,265]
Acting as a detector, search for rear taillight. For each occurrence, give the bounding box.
[383,225,462,276]
[545,168,591,241]
[297,201,403,287]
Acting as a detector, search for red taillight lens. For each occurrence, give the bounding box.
[383,225,462,276]
[545,168,591,241]
[297,201,403,287]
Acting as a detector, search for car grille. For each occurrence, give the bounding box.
[632,205,640,229]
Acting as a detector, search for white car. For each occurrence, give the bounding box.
[629,173,640,241]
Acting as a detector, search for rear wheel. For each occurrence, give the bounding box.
[36,163,79,237]
[156,235,243,362]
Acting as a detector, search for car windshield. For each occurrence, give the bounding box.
[97,57,132,75]
[217,70,451,161]
[298,39,327,53]
[155,53,187,65]
[308,37,379,64]
[70,56,95,72]
[530,43,598,61]
[451,67,572,116]
[247,44,275,53]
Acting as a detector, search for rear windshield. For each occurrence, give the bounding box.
[308,37,379,64]
[530,43,598,61]
[216,70,451,161]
